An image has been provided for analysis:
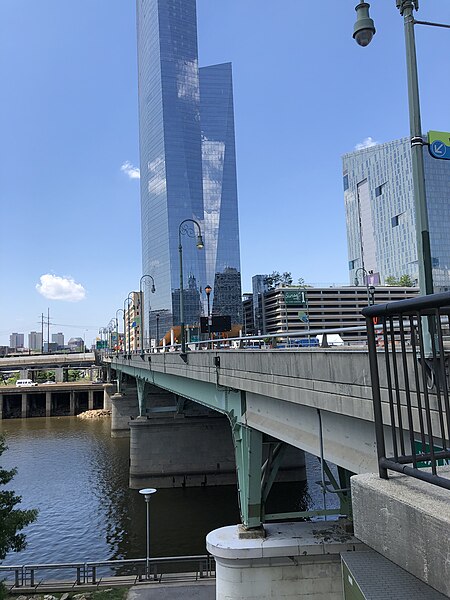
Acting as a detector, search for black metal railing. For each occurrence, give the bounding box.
[363,291,450,489]
[0,554,215,591]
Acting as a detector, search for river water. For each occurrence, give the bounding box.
[0,417,338,567]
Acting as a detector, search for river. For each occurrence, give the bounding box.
[0,416,338,567]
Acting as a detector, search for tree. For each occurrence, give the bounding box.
[265,271,293,289]
[385,274,414,287]
[0,436,37,561]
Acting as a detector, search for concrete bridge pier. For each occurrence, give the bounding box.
[55,367,64,383]
[207,520,363,600]
[103,383,115,411]
[19,369,30,380]
[88,390,94,411]
[110,382,139,437]
[0,395,3,419]
[21,393,27,418]
[45,392,51,417]
[129,413,236,489]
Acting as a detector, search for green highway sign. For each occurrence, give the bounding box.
[428,130,450,160]
[284,290,307,305]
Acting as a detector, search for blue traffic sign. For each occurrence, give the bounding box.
[428,131,450,160]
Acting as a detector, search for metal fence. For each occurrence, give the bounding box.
[0,554,215,591]
[362,291,450,489]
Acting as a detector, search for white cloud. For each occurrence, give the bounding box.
[355,137,379,151]
[36,274,86,302]
[120,161,140,180]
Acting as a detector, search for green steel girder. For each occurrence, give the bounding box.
[112,361,265,527]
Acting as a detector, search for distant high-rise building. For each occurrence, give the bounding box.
[52,332,64,347]
[28,331,43,352]
[343,137,450,290]
[136,0,242,341]
[9,333,24,349]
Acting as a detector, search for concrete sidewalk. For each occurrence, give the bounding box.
[127,580,215,599]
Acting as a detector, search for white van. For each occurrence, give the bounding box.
[16,379,38,387]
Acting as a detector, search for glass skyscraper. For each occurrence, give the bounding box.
[136,0,242,341]
[343,137,450,291]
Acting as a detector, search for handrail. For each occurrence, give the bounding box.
[0,554,215,589]
[364,291,450,490]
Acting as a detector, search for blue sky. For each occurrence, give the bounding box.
[1,0,449,347]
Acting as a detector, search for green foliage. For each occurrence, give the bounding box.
[265,271,293,289]
[67,369,81,382]
[385,274,414,287]
[0,437,37,561]
[34,370,54,383]
[3,373,19,387]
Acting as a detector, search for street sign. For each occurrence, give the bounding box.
[284,290,307,305]
[428,131,450,160]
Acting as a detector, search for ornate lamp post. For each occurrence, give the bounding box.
[178,219,204,355]
[352,0,436,297]
[115,308,124,353]
[205,284,212,345]
[139,275,156,352]
[354,267,371,306]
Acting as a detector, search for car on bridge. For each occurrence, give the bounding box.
[16,379,38,387]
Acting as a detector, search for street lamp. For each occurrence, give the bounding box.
[139,488,157,579]
[115,309,124,353]
[352,1,434,297]
[205,284,212,345]
[178,219,204,355]
[354,267,372,306]
[139,275,156,353]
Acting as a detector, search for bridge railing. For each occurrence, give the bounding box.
[105,323,379,358]
[0,554,215,591]
[362,291,450,490]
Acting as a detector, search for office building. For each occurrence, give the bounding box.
[52,332,64,347]
[343,137,450,290]
[28,331,43,352]
[124,291,141,352]
[136,0,242,341]
[9,333,24,349]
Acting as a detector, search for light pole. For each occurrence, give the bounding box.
[205,284,212,345]
[139,488,157,579]
[353,1,435,297]
[178,219,204,355]
[115,309,124,353]
[354,267,371,306]
[139,275,156,353]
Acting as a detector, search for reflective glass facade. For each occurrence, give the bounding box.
[136,0,242,340]
[343,137,450,291]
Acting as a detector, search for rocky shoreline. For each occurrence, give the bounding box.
[77,409,111,419]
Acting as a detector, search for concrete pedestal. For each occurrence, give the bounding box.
[110,391,139,437]
[351,468,450,598]
[207,521,362,600]
[103,383,115,411]
[21,393,27,418]
[129,415,236,488]
[88,389,94,410]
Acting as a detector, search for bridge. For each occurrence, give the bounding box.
[102,292,450,598]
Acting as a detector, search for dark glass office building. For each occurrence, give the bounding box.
[136,0,242,341]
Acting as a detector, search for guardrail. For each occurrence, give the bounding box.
[99,324,377,361]
[363,291,450,490]
[0,554,215,591]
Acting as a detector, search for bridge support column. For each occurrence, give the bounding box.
[207,521,361,600]
[129,414,236,488]
[232,424,263,530]
[20,369,29,379]
[88,390,94,410]
[21,393,27,418]
[55,367,64,383]
[0,394,3,419]
[69,391,76,416]
[45,392,51,417]
[103,383,115,410]
[110,385,139,437]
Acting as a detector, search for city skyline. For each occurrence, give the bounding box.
[1,1,449,345]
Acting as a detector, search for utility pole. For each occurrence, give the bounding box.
[47,307,50,353]
[41,313,44,353]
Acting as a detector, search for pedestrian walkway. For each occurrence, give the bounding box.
[127,580,215,599]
